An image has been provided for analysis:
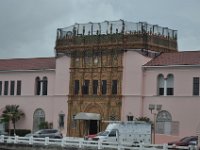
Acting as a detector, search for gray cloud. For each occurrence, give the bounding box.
[0,0,200,58]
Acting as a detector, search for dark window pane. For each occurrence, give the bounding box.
[93,80,98,95]
[59,114,65,128]
[42,77,48,95]
[0,81,2,96]
[159,88,164,95]
[10,81,15,95]
[74,80,79,95]
[167,88,174,95]
[82,80,89,95]
[17,80,21,95]
[193,77,199,96]
[4,81,8,95]
[112,80,118,94]
[102,80,107,95]
[127,116,134,121]
[35,77,40,95]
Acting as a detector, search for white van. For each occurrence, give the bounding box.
[92,121,151,145]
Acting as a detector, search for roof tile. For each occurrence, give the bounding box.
[0,57,55,71]
[144,51,200,66]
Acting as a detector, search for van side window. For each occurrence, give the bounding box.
[109,130,116,137]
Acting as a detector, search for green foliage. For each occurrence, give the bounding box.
[136,116,152,124]
[38,121,49,129]
[1,105,25,135]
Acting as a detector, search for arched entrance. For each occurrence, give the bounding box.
[74,104,103,136]
[33,108,45,132]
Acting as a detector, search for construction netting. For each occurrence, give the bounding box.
[57,20,177,40]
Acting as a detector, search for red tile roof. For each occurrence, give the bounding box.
[144,51,200,66]
[0,57,55,71]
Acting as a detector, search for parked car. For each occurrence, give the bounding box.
[168,136,198,146]
[0,130,8,136]
[84,133,97,140]
[25,129,62,139]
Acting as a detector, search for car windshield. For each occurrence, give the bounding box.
[180,137,191,142]
[97,131,109,136]
[180,137,195,142]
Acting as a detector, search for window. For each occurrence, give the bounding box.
[42,77,48,95]
[156,110,179,135]
[35,77,48,96]
[4,81,8,95]
[127,115,134,121]
[74,80,79,95]
[59,114,65,128]
[102,80,107,95]
[157,74,164,95]
[157,74,174,96]
[193,77,199,96]
[166,74,174,95]
[0,81,2,95]
[35,77,41,95]
[10,81,15,95]
[93,80,98,95]
[82,80,89,95]
[112,80,118,94]
[33,108,45,132]
[17,80,21,95]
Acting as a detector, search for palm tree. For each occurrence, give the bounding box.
[1,105,25,136]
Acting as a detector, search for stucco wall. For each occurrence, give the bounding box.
[54,55,71,96]
[0,70,55,96]
[121,50,151,119]
[143,66,200,142]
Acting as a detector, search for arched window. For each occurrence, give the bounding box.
[42,77,48,95]
[156,110,172,122]
[156,110,176,135]
[157,74,164,95]
[35,77,41,95]
[166,74,174,95]
[33,108,45,132]
[35,76,48,96]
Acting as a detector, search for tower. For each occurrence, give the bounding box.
[55,20,178,137]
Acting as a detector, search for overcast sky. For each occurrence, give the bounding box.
[0,0,200,59]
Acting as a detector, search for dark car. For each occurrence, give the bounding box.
[25,129,62,139]
[168,136,198,146]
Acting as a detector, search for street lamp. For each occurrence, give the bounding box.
[149,104,162,144]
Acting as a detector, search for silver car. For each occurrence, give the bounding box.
[26,129,62,139]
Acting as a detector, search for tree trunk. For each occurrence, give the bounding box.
[13,120,16,136]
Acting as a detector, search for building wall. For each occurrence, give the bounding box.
[55,55,71,95]
[0,70,55,96]
[121,50,151,120]
[0,69,68,135]
[143,66,200,143]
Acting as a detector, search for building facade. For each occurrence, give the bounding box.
[0,20,200,143]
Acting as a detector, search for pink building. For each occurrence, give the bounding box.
[0,20,199,144]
